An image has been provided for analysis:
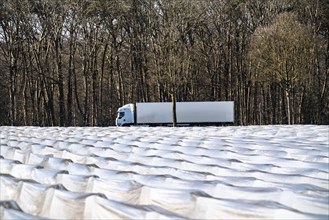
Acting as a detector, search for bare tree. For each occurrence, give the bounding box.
[0,0,327,126]
[250,12,315,124]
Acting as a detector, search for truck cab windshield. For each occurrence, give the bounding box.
[118,112,124,119]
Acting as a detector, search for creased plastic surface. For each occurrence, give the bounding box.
[0,125,328,219]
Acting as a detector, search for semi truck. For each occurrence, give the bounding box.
[115,101,234,126]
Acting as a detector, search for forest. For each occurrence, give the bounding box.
[0,0,328,126]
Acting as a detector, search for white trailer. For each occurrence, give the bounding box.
[116,101,234,126]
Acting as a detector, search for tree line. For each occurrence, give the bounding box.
[0,0,328,126]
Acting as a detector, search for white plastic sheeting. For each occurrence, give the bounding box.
[0,125,328,219]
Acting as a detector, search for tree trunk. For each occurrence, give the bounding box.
[172,93,177,127]
[285,89,291,125]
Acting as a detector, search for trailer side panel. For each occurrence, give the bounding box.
[136,102,234,124]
